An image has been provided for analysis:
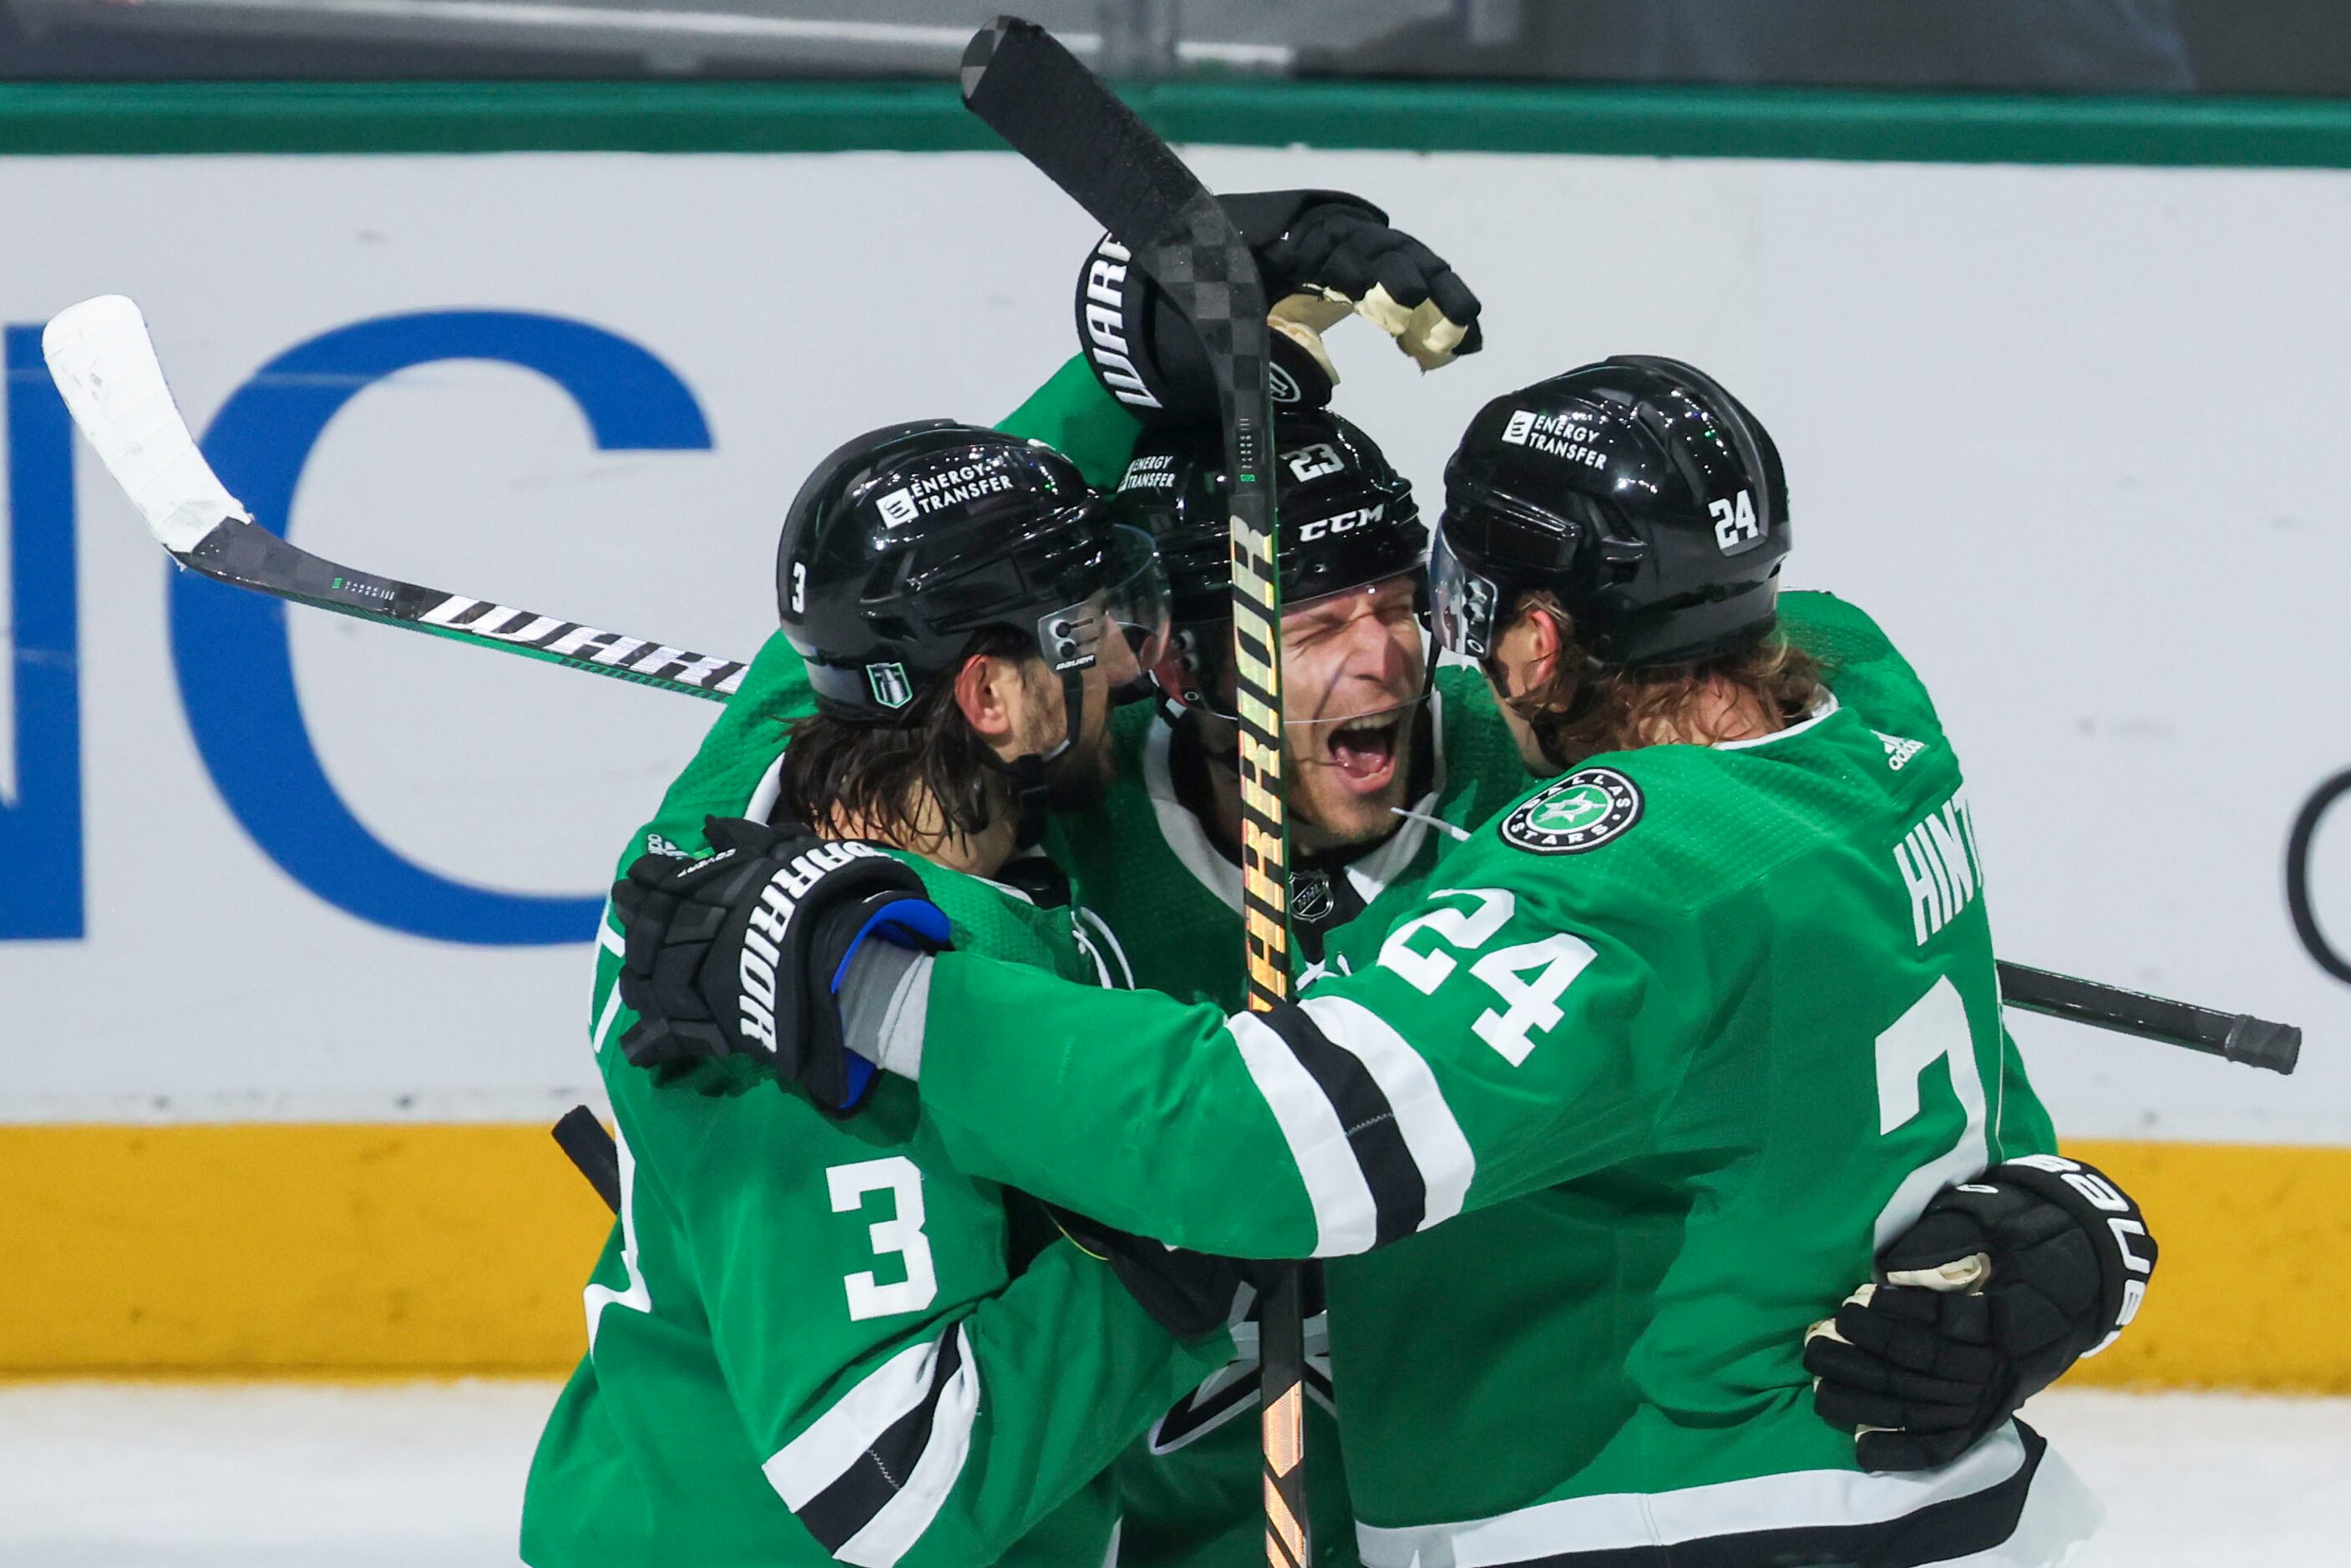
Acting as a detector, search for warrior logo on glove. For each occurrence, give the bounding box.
[733,839,889,1054]
[611,817,947,1111]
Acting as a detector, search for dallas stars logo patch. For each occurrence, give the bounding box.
[1500,767,1644,855]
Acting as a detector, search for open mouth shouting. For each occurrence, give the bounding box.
[1316,707,1408,797]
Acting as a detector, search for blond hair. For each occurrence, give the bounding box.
[1505,592,1822,767]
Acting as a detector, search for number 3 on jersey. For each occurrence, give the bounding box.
[1376,888,1598,1065]
[828,1156,939,1321]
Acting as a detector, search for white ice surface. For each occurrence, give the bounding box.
[0,1382,2339,1566]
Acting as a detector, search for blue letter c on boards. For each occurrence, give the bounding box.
[173,311,711,945]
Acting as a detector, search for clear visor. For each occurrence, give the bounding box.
[1036,524,1173,701]
[1429,530,1501,662]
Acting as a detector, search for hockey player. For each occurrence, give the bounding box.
[1051,369,2159,1510]
[1062,407,1530,1003]
[520,422,1249,1568]
[609,361,2156,1567]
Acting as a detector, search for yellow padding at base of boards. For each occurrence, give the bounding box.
[4,1126,2348,1388]
[2060,1139,2351,1393]
[2,1122,612,1376]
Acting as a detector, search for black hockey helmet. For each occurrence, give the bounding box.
[775,419,1170,756]
[1110,408,1425,625]
[1106,409,1426,718]
[1431,356,1788,671]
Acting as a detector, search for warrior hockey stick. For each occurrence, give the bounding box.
[959,18,1310,1566]
[1996,961,2299,1074]
[47,296,2302,1087]
[41,295,747,704]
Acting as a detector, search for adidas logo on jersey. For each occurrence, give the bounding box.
[1876,731,1927,771]
[1893,789,1983,946]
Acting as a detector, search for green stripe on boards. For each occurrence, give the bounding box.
[3,78,2351,167]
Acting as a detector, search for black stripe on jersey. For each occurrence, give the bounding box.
[1498,1420,2045,1568]
[1258,1004,1426,1247]
[1149,1356,1335,1454]
[793,1329,966,1553]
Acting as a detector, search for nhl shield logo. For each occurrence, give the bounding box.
[1500,767,1643,855]
[866,662,915,710]
[1290,868,1334,923]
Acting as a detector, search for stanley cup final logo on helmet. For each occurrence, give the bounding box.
[865,662,915,710]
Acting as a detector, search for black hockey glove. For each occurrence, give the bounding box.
[1237,190,1485,366]
[610,817,950,1112]
[1805,1154,2156,1471]
[1075,187,1483,424]
[1046,1204,1255,1343]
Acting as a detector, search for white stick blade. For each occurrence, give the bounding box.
[43,295,250,554]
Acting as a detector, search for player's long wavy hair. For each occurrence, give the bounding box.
[1507,592,1823,768]
[772,628,1032,850]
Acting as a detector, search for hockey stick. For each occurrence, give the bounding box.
[40,295,747,704]
[958,18,1309,1567]
[1996,961,2299,1074]
[45,296,2303,1085]
[553,1105,623,1213]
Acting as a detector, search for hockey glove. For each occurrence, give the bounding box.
[610,817,950,1112]
[1240,190,1485,372]
[1046,1204,1254,1343]
[1075,188,1483,424]
[1805,1154,2156,1471]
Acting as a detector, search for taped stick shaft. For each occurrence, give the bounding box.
[1996,960,2301,1075]
[960,21,1306,1564]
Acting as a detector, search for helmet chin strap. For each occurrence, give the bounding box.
[990,663,1093,850]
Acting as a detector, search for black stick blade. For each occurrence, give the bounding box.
[961,15,1203,251]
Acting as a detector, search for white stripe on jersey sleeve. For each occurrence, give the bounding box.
[762,1325,980,1567]
[581,1129,650,1352]
[1297,994,1477,1230]
[1354,1423,2035,1568]
[1227,1012,1381,1256]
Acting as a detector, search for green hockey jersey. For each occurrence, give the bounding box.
[1041,666,1529,1568]
[884,594,2097,1567]
[520,632,1230,1568]
[1046,663,1532,1014]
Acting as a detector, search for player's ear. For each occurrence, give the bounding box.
[954,653,1019,741]
[1522,602,1564,692]
[1492,598,1564,708]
